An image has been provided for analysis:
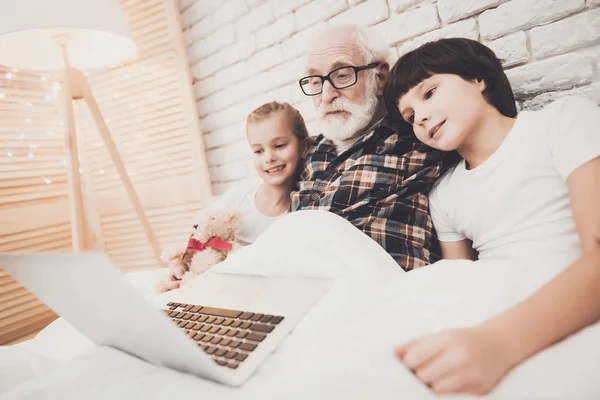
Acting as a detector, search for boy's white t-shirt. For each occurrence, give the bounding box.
[429,96,600,266]
[210,178,287,246]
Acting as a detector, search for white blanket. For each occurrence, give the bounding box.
[2,210,599,399]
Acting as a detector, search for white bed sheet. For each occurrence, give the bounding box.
[1,210,599,399]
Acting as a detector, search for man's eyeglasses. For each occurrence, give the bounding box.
[299,62,379,96]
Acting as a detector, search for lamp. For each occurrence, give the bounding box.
[0,0,163,264]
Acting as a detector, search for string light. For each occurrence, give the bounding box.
[29,144,37,149]
[43,177,52,184]
[94,141,102,147]
[52,82,61,92]
[124,73,131,79]
[99,168,105,175]
[136,118,142,124]
[5,72,13,79]
[129,102,136,109]
[25,118,31,123]
[25,101,33,107]
[0,92,6,99]
[7,150,13,157]
[113,93,120,99]
[20,133,26,140]
[41,75,47,82]
[27,152,34,159]
[45,93,52,101]
[47,130,54,136]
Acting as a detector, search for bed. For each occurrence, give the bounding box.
[1,210,599,399]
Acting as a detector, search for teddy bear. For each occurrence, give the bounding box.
[157,208,239,293]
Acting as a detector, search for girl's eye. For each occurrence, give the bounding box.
[424,87,436,99]
[275,143,287,149]
[254,149,263,154]
[407,113,415,124]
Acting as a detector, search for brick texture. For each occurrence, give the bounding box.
[179,0,600,192]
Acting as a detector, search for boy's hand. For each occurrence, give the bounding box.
[395,327,514,395]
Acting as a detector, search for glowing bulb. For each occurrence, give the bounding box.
[20,133,26,140]
[47,130,54,136]
[45,94,52,101]
[28,152,34,159]
[94,141,102,147]
[99,169,105,175]
[113,93,120,99]
[44,178,52,184]
[5,72,13,79]
[124,73,131,79]
[7,150,13,157]
[25,102,33,107]
[0,92,6,99]
[129,103,136,109]
[41,75,47,82]
[25,118,32,123]
[136,118,142,124]
[30,144,37,149]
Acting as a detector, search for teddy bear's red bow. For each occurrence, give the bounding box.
[186,237,233,252]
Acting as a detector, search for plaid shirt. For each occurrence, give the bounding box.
[290,117,457,271]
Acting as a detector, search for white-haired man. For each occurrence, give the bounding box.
[292,25,457,270]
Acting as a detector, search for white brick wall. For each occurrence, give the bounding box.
[179,0,600,194]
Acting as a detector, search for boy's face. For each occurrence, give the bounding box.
[398,74,487,152]
[247,113,304,187]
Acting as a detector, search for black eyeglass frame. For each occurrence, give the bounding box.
[298,62,380,96]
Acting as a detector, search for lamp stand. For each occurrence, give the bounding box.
[59,44,164,266]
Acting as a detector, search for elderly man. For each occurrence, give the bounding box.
[292,25,456,270]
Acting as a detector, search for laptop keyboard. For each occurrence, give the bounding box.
[163,302,285,370]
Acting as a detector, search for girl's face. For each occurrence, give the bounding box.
[397,74,488,152]
[247,113,305,187]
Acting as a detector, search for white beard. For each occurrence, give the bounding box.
[317,75,379,142]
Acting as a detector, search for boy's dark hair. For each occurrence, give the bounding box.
[383,38,517,125]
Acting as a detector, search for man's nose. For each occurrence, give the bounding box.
[320,80,339,104]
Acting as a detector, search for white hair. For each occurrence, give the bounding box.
[306,24,396,67]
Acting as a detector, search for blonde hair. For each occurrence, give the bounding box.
[246,101,309,143]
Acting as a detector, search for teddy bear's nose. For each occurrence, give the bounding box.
[193,225,198,229]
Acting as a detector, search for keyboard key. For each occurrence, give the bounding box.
[200,324,211,332]
[216,360,228,366]
[222,319,233,326]
[190,315,200,321]
[198,315,209,323]
[249,323,274,333]
[192,323,202,331]
[184,322,195,329]
[176,312,186,318]
[183,305,194,312]
[190,305,202,313]
[217,327,229,335]
[182,313,193,320]
[177,320,186,328]
[225,351,237,359]
[271,316,284,324]
[209,326,220,334]
[214,318,225,325]
[239,342,257,352]
[206,317,216,324]
[239,312,254,320]
[225,329,239,337]
[201,335,213,343]
[227,363,239,369]
[169,305,178,310]
[241,322,251,329]
[231,321,242,328]
[236,331,248,339]
[205,346,217,355]
[210,337,222,345]
[235,353,248,362]
[215,348,227,357]
[260,315,274,323]
[250,313,264,321]
[220,339,232,347]
[198,307,243,318]
[246,333,266,342]
[168,311,178,317]
[167,302,176,307]
[186,331,196,338]
[229,340,241,349]
[193,333,205,341]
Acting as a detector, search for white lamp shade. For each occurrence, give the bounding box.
[0,0,136,71]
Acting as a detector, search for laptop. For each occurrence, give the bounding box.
[0,251,331,386]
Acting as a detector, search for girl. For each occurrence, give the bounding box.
[383,38,600,395]
[162,101,309,291]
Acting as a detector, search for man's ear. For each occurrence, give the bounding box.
[376,62,390,97]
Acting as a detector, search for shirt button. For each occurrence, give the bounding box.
[311,193,320,201]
